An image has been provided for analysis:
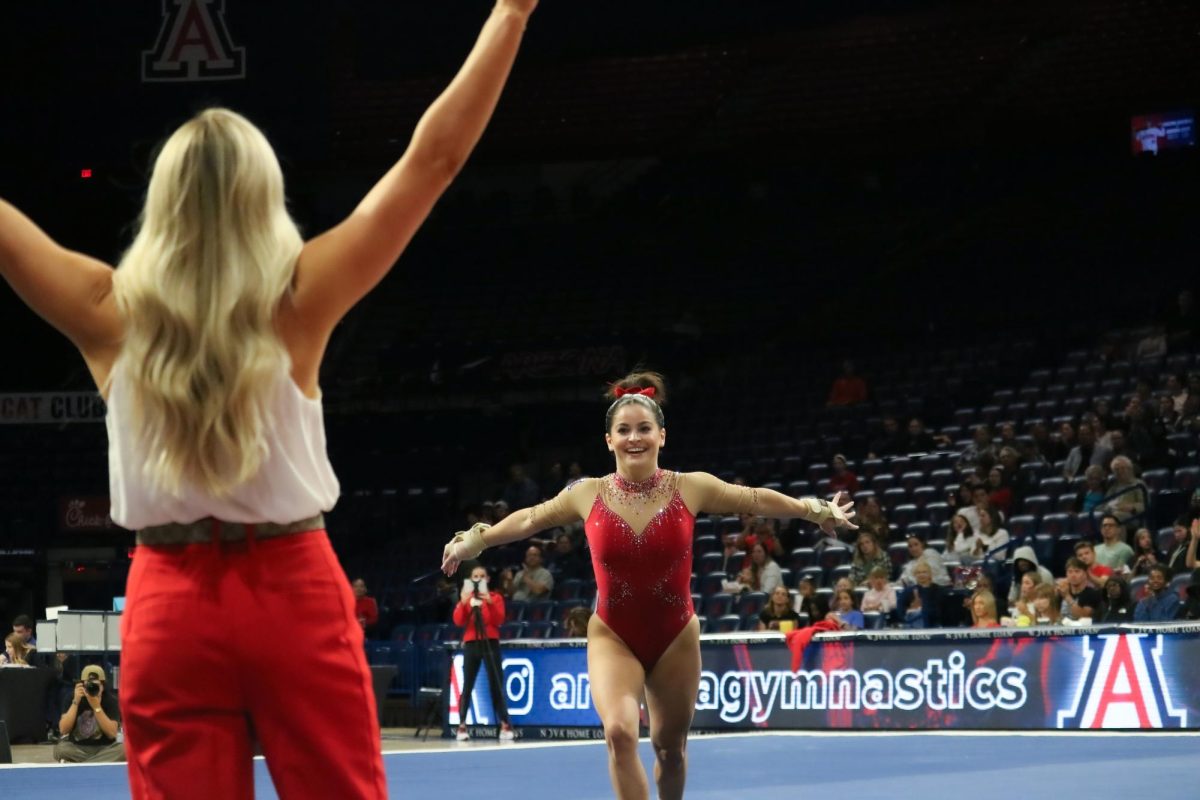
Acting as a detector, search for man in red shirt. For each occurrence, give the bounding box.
[1070,540,1113,588]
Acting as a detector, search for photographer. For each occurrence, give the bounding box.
[54,665,124,763]
[451,565,515,742]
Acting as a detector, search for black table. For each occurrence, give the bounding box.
[0,667,56,743]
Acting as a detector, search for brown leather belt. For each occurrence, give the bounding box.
[137,514,325,546]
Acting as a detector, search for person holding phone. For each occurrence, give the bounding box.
[451,565,514,741]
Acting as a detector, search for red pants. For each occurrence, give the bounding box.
[120,529,387,799]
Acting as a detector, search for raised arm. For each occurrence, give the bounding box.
[0,200,122,367]
[679,471,857,527]
[441,477,592,575]
[291,1,537,337]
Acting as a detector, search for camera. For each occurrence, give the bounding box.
[84,679,101,697]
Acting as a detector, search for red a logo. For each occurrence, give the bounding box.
[142,0,245,82]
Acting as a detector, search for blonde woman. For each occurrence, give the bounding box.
[1,632,33,666]
[0,2,539,795]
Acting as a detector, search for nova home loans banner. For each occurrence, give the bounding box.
[443,625,1199,736]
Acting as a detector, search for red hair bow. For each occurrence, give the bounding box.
[614,386,656,399]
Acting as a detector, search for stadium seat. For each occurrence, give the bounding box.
[818,546,851,571]
[554,578,583,601]
[1040,513,1072,537]
[912,486,938,508]
[499,621,526,640]
[1007,515,1037,540]
[715,614,743,633]
[924,502,951,527]
[892,504,919,528]
[829,564,853,584]
[862,611,885,630]
[1172,466,1199,492]
[797,565,825,587]
[789,547,817,570]
[1022,495,1051,518]
[525,600,556,623]
[526,621,556,639]
[693,535,720,556]
[882,487,909,510]
[506,600,528,622]
[870,474,895,493]
[1170,573,1192,599]
[738,591,768,616]
[1141,468,1172,493]
[704,593,734,618]
[700,573,727,597]
[698,551,727,576]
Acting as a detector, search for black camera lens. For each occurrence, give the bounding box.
[85,680,101,697]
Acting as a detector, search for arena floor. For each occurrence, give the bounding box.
[1,729,1196,798]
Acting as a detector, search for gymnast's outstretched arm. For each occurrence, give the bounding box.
[680,471,858,528]
[441,477,593,575]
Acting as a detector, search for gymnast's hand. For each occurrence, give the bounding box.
[829,491,858,530]
[441,522,490,576]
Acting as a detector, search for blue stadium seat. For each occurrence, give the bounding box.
[887,542,909,570]
[525,600,557,623]
[704,593,734,618]
[798,566,825,587]
[1040,513,1072,537]
[859,459,885,478]
[882,487,909,510]
[715,614,743,633]
[700,573,727,597]
[862,611,885,630]
[892,504,919,528]
[1141,468,1172,493]
[924,502,951,527]
[1039,476,1067,496]
[1156,526,1176,552]
[906,521,933,542]
[526,621,557,639]
[912,486,938,508]
[929,469,955,490]
[789,547,816,570]
[818,546,851,571]
[829,564,853,584]
[1034,534,1055,566]
[506,600,528,622]
[390,624,415,643]
[1007,515,1038,540]
[1022,495,1051,518]
[693,535,720,556]
[738,591,768,616]
[499,621,526,640]
[1170,573,1192,599]
[900,471,926,493]
[1172,466,1199,492]
[554,578,583,601]
[870,474,895,493]
[787,479,812,497]
[698,551,727,576]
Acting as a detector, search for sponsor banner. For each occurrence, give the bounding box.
[0,393,105,424]
[59,497,122,532]
[443,626,1200,733]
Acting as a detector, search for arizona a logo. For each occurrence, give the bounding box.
[142,0,245,82]
[1057,634,1187,729]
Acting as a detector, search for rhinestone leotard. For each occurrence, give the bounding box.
[585,470,695,672]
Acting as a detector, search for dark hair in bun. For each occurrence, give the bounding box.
[604,370,667,431]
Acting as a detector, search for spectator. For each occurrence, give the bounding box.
[899,533,951,587]
[948,513,983,564]
[827,360,868,407]
[493,499,511,522]
[351,578,379,637]
[1074,465,1109,515]
[2,632,33,666]
[899,418,937,453]
[853,495,889,542]
[736,517,783,567]
[1165,517,1192,572]
[1007,545,1055,606]
[1130,528,1163,577]
[1187,518,1200,570]
[1059,558,1103,623]
[1163,288,1198,349]
[452,565,515,742]
[1072,540,1113,587]
[1178,567,1200,621]
[975,508,1011,560]
[868,416,906,458]
[827,589,864,630]
[1102,456,1148,527]
[1063,423,1112,480]
[898,562,942,628]
[794,577,827,623]
[827,454,860,495]
[1098,576,1135,623]
[1025,423,1053,466]
[1164,373,1188,414]
[1094,514,1135,571]
[564,606,591,637]
[1049,422,1076,464]
[746,542,784,595]
[971,590,1001,628]
[1009,571,1043,625]
[1154,394,1180,435]
[985,465,1013,517]
[55,665,124,763]
[849,533,889,586]
[11,614,36,652]
[860,566,897,615]
[958,425,997,474]
[757,585,803,631]
[502,463,540,510]
[1031,583,1063,626]
[547,532,588,582]
[1134,565,1181,622]
[512,545,554,601]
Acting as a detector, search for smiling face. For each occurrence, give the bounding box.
[605,404,665,477]
[771,585,790,610]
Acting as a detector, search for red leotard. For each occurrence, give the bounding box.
[585,470,696,671]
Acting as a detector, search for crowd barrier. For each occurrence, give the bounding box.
[442,623,1200,738]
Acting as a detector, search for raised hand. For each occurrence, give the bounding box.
[829,491,858,530]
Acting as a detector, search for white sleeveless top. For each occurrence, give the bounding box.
[106,359,340,529]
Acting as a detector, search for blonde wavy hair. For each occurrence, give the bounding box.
[113,108,303,497]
